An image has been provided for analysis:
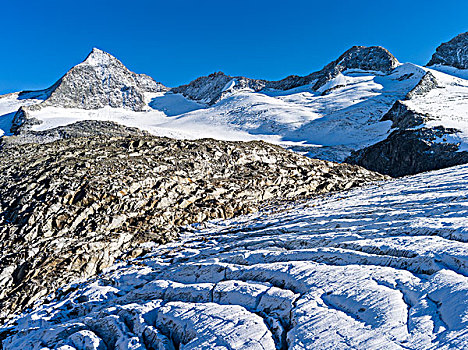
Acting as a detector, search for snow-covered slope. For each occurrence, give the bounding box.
[0,92,46,137]
[0,60,426,161]
[3,41,468,167]
[3,163,467,349]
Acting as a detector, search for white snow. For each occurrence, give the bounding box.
[3,163,468,349]
[0,92,44,136]
[147,92,205,116]
[0,64,426,162]
[221,79,237,92]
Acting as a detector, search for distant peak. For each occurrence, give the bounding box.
[333,45,399,73]
[427,32,468,69]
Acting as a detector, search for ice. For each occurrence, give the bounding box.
[3,163,468,349]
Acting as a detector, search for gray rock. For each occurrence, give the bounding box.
[347,126,468,177]
[0,131,387,322]
[174,46,399,104]
[346,70,465,177]
[427,32,468,69]
[380,100,433,129]
[3,120,150,146]
[23,48,167,113]
[405,71,439,99]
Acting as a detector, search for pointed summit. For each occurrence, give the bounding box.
[35,48,167,111]
[80,47,122,67]
[427,32,468,69]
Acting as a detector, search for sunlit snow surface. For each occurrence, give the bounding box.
[3,164,468,349]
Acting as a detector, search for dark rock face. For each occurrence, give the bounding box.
[405,71,439,99]
[9,107,41,134]
[286,45,399,92]
[0,130,386,322]
[380,101,433,129]
[427,32,468,69]
[347,127,468,177]
[174,46,399,104]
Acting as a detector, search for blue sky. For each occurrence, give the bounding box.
[1,0,467,94]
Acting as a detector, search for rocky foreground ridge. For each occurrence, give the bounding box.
[173,46,398,104]
[0,123,386,322]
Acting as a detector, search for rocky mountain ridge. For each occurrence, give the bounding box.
[347,67,468,176]
[2,34,468,178]
[173,46,399,104]
[0,125,386,322]
[427,32,468,69]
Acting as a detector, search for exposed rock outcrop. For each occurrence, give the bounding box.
[347,126,468,177]
[40,48,167,111]
[0,129,386,322]
[270,45,399,92]
[172,72,265,105]
[346,68,468,177]
[380,100,433,129]
[405,71,439,99]
[427,32,468,69]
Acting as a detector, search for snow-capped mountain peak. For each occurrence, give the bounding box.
[80,47,121,67]
[9,48,169,133]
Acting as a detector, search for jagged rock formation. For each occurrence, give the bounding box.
[9,48,168,134]
[39,48,166,111]
[174,46,399,104]
[0,130,386,322]
[347,126,468,177]
[10,48,167,133]
[172,72,265,105]
[405,71,439,99]
[269,45,399,92]
[427,32,468,69]
[346,69,468,177]
[380,100,433,129]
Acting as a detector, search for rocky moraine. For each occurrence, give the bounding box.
[0,122,386,323]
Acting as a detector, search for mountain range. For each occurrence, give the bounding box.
[3,32,468,176]
[1,32,468,350]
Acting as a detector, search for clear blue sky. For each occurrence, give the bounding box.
[1,0,467,94]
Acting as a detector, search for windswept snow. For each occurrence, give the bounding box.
[3,164,468,349]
